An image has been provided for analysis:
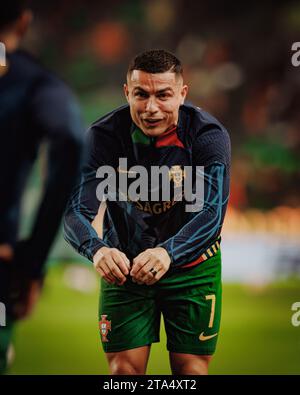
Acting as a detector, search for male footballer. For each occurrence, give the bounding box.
[64,49,230,375]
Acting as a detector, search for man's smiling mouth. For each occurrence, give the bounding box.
[143,118,163,127]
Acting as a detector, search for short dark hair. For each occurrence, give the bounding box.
[128,49,183,76]
[0,0,29,31]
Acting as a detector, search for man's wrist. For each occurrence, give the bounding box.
[156,245,173,265]
[93,246,110,265]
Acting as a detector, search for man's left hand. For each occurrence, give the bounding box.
[10,278,44,320]
[9,239,45,320]
[130,247,171,285]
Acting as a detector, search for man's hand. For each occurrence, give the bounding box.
[0,241,45,321]
[130,247,171,285]
[93,247,130,285]
[11,278,44,320]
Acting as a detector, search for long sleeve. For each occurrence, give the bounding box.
[63,120,121,262]
[18,79,85,277]
[158,126,231,267]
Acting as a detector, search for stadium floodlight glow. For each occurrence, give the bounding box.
[0,302,6,327]
[0,42,6,67]
[95,158,205,212]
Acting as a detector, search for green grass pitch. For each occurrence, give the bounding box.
[7,263,300,375]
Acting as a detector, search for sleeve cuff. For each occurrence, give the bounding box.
[79,237,109,262]
[157,241,175,266]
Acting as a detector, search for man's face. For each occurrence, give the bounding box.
[124,70,188,137]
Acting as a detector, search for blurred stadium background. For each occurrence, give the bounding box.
[7,0,300,374]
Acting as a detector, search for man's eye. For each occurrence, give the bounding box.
[135,92,148,98]
[157,93,169,99]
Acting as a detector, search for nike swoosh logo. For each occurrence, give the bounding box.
[199,332,218,341]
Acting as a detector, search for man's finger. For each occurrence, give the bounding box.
[111,250,129,275]
[140,265,161,284]
[130,253,151,276]
[99,263,117,284]
[98,266,115,285]
[134,260,156,281]
[105,255,126,282]
[120,252,131,269]
[146,268,166,285]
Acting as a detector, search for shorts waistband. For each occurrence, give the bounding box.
[180,236,221,269]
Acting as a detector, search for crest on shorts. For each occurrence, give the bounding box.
[169,165,185,188]
[99,314,111,342]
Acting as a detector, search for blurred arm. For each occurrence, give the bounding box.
[16,78,85,278]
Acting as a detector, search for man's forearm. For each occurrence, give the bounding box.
[27,137,83,276]
[158,163,228,267]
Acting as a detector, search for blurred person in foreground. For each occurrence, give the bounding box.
[64,49,231,375]
[0,1,84,373]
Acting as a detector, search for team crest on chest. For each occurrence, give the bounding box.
[99,314,111,342]
[169,165,185,188]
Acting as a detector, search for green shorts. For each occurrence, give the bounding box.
[98,249,222,355]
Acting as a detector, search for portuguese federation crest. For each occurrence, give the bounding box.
[99,314,111,342]
[169,165,185,188]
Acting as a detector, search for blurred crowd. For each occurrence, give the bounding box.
[22,0,300,215]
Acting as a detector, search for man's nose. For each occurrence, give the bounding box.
[145,96,159,113]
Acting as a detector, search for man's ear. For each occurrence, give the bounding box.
[180,84,188,105]
[124,83,130,103]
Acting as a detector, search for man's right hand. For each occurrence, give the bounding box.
[93,247,130,285]
[0,241,45,321]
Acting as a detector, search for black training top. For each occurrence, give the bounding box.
[0,50,84,276]
[64,103,231,269]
